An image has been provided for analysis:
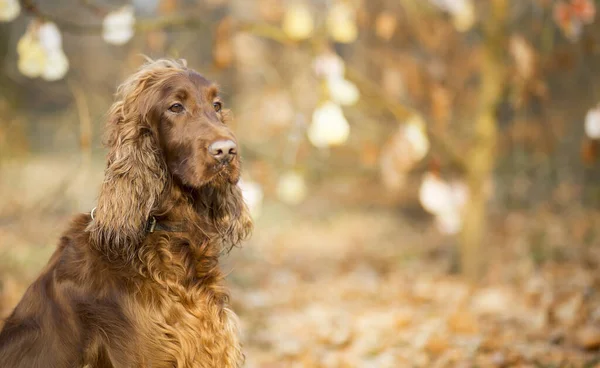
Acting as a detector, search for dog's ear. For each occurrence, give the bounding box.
[216,184,253,250]
[198,184,253,251]
[88,69,168,262]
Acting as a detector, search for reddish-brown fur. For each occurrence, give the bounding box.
[0,59,253,367]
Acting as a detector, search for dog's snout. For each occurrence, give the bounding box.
[208,140,237,162]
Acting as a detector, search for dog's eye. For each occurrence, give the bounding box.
[169,103,184,113]
[213,102,222,113]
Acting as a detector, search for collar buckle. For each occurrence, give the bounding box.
[148,216,157,233]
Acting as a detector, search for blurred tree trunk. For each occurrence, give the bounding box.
[460,0,507,281]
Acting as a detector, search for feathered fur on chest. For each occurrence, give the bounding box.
[122,231,244,368]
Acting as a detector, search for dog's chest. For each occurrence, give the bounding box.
[126,287,243,368]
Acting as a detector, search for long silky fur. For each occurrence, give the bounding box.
[195,183,253,254]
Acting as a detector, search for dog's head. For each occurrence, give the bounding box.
[149,68,240,188]
[89,59,252,261]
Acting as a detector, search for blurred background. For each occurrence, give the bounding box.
[2,0,600,366]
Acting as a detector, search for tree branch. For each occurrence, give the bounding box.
[232,21,467,169]
[20,0,211,34]
[344,65,467,170]
[18,0,466,169]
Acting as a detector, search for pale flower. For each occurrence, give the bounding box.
[450,180,468,209]
[419,172,467,214]
[390,118,429,163]
[282,2,314,41]
[276,171,307,205]
[17,30,47,78]
[585,105,600,139]
[451,0,475,32]
[238,179,264,217]
[312,52,345,80]
[419,172,468,234]
[0,0,20,22]
[308,101,350,148]
[17,21,70,80]
[326,77,359,106]
[435,212,462,235]
[42,49,69,81]
[404,117,430,161]
[103,6,136,45]
[430,0,476,32]
[37,22,69,81]
[17,47,46,78]
[326,2,358,43]
[379,115,430,191]
[419,172,453,215]
[509,35,535,80]
[38,22,62,52]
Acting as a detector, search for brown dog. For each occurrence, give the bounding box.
[0,59,253,368]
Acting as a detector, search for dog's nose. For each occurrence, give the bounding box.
[208,140,237,162]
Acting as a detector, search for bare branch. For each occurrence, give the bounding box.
[20,0,210,34]
[18,0,466,169]
[233,19,467,170]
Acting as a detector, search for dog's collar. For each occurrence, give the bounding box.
[90,207,183,233]
[144,216,184,233]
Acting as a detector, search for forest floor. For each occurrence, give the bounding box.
[226,204,600,367]
[1,201,600,367]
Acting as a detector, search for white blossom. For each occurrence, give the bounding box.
[435,212,463,235]
[282,2,314,41]
[326,2,358,43]
[326,77,359,106]
[585,105,600,139]
[239,179,264,217]
[313,52,345,80]
[17,29,47,78]
[17,21,70,81]
[38,22,62,52]
[430,0,475,32]
[509,35,535,80]
[103,6,136,45]
[403,120,429,162]
[0,0,20,22]
[419,172,468,234]
[42,49,69,81]
[308,101,350,148]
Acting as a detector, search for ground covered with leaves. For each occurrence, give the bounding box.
[225,205,600,367]
[2,203,600,367]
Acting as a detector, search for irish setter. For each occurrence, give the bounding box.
[0,59,253,367]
